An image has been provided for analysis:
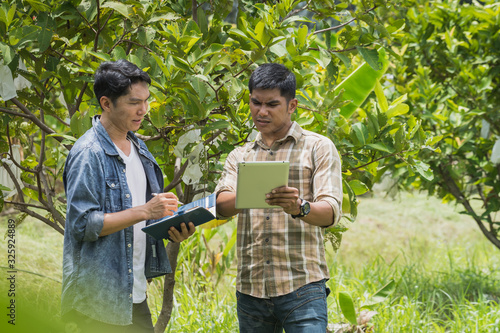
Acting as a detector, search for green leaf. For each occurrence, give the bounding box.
[201,120,232,136]
[356,46,381,70]
[228,28,248,39]
[150,53,171,78]
[297,24,308,48]
[372,279,396,299]
[374,80,388,112]
[89,51,111,62]
[112,46,127,61]
[338,291,357,325]
[335,48,389,118]
[171,55,194,74]
[70,111,91,138]
[37,14,53,52]
[270,44,287,57]
[255,21,269,46]
[47,133,77,144]
[101,1,130,18]
[222,228,237,257]
[148,104,165,128]
[24,0,51,12]
[349,180,369,195]
[361,279,396,309]
[425,134,444,147]
[317,48,331,69]
[334,52,350,69]
[0,3,16,29]
[192,44,224,66]
[197,6,208,34]
[367,142,395,153]
[386,103,409,118]
[351,123,369,146]
[189,76,207,101]
[394,126,406,152]
[148,11,179,23]
[413,160,434,181]
[366,109,380,135]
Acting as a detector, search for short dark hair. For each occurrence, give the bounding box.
[248,63,296,101]
[93,59,151,109]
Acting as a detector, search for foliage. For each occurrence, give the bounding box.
[386,0,500,250]
[0,0,440,329]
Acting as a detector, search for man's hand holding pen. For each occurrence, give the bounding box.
[150,192,195,242]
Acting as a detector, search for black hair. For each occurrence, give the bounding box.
[248,63,296,102]
[93,59,151,109]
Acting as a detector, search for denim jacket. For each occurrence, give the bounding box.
[61,117,172,325]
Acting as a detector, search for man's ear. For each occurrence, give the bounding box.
[288,98,298,114]
[100,96,112,112]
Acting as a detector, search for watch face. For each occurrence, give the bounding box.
[302,201,311,215]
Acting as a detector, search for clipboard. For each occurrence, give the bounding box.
[235,161,289,209]
[142,194,217,241]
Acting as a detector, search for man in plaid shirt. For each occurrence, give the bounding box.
[215,63,343,332]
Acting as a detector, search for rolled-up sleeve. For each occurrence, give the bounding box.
[312,139,343,226]
[64,147,105,242]
[215,149,240,195]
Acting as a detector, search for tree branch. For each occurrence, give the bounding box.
[4,200,48,211]
[8,99,58,136]
[311,6,377,36]
[281,0,312,22]
[49,47,81,67]
[192,0,198,24]
[164,159,189,193]
[349,150,406,172]
[18,205,64,235]
[0,161,26,204]
[438,165,500,250]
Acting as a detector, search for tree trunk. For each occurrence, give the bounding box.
[438,165,500,251]
[153,237,181,332]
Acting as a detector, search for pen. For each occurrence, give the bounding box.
[151,193,184,205]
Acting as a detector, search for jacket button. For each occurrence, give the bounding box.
[129,269,132,273]
[128,243,131,248]
[126,194,130,198]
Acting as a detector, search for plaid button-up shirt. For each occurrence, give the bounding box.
[215,122,342,298]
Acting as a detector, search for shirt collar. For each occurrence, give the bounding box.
[252,121,303,149]
[92,115,141,156]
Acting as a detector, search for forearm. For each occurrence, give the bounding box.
[298,201,335,227]
[100,206,149,236]
[216,191,241,218]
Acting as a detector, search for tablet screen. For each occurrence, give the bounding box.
[235,161,289,209]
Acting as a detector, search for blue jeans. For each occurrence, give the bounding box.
[236,280,330,333]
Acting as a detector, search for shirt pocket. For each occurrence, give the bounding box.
[288,164,313,196]
[105,178,122,212]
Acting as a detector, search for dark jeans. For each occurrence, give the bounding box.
[236,279,330,333]
[65,300,154,333]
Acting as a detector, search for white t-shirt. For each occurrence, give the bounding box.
[115,140,148,304]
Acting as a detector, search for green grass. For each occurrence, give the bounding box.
[1,192,500,332]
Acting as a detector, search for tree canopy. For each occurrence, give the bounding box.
[388,0,500,250]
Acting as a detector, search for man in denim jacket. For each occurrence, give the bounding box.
[61,60,195,332]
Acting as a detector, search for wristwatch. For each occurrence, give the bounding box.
[291,199,311,219]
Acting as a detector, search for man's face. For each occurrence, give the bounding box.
[100,81,150,133]
[249,88,297,146]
